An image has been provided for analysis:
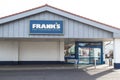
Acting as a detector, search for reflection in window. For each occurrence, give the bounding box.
[79,42,101,47]
[79,48,101,64]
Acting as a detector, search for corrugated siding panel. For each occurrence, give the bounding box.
[68,20,74,38]
[88,25,94,38]
[24,18,29,37]
[0,11,113,38]
[0,25,3,37]
[13,21,19,37]
[78,23,83,38]
[93,28,97,38]
[84,24,89,38]
[18,19,25,37]
[4,24,10,37]
[73,21,79,38]
[8,22,14,37]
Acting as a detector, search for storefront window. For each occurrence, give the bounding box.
[77,42,102,64]
[78,42,101,47]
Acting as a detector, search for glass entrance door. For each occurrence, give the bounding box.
[78,47,101,64]
[78,48,90,64]
[89,48,101,64]
[76,42,103,64]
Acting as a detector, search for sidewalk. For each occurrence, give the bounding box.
[0,64,75,70]
[0,64,120,80]
[0,64,117,70]
[84,65,120,80]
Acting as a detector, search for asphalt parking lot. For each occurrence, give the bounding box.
[0,65,119,80]
[0,69,88,80]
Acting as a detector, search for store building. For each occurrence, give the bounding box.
[0,4,120,69]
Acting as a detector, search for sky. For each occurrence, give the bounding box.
[0,0,120,28]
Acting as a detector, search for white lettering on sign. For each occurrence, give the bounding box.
[32,23,60,29]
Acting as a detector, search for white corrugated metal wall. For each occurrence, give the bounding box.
[0,12,113,39]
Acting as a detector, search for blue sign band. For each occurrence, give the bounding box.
[30,20,63,34]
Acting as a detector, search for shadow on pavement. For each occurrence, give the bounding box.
[0,67,114,80]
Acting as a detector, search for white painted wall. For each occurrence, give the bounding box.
[0,41,18,61]
[113,39,120,63]
[59,40,64,61]
[0,40,65,62]
[19,41,63,61]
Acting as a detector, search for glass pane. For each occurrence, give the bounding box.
[78,48,89,64]
[78,47,101,64]
[78,43,88,47]
[89,43,101,46]
[89,48,101,64]
[78,42,101,47]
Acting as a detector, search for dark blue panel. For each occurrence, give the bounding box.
[114,63,120,69]
[18,61,65,65]
[101,42,104,64]
[30,20,63,34]
[75,42,79,59]
[0,61,66,65]
[0,61,18,65]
